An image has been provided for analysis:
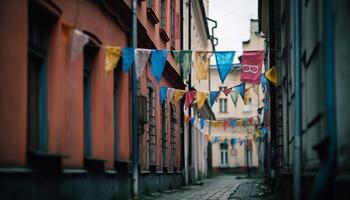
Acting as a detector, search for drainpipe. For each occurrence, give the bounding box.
[310,0,337,199]
[186,0,192,184]
[131,0,139,197]
[206,17,217,175]
[293,0,302,199]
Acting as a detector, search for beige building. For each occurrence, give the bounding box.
[182,0,213,184]
[210,19,265,173]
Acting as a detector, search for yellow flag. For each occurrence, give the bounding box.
[195,51,209,80]
[196,92,208,109]
[214,121,224,127]
[243,89,250,105]
[105,46,122,72]
[172,89,186,104]
[265,66,278,86]
[237,119,243,127]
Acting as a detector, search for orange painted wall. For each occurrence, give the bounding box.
[0,0,183,172]
[0,0,28,166]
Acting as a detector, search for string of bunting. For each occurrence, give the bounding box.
[70,29,278,86]
[204,127,269,145]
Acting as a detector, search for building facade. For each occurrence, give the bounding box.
[209,19,265,175]
[0,0,184,199]
[259,0,350,199]
[181,0,214,184]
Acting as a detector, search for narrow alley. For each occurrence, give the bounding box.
[0,0,349,200]
[142,175,273,200]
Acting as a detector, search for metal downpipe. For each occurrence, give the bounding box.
[293,0,302,199]
[131,0,139,197]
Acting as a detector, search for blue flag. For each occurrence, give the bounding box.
[215,51,236,83]
[230,120,237,128]
[233,83,245,99]
[261,127,267,137]
[260,73,269,91]
[209,91,221,107]
[200,118,206,129]
[190,117,195,125]
[151,50,170,82]
[122,48,135,72]
[160,87,168,105]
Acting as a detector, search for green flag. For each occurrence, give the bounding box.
[230,91,239,107]
[174,50,192,81]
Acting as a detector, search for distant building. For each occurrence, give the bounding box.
[209,19,265,174]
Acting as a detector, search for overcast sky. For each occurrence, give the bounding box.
[208,0,258,63]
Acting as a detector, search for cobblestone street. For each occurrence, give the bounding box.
[142,175,274,200]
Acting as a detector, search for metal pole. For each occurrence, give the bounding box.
[293,0,302,199]
[131,0,139,197]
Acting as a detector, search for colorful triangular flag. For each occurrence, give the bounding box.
[196,92,208,109]
[209,91,221,107]
[135,48,152,79]
[230,91,239,107]
[160,87,168,105]
[223,87,232,96]
[122,47,135,72]
[174,50,192,81]
[105,46,122,72]
[184,90,197,109]
[215,51,236,83]
[195,51,210,80]
[70,29,89,62]
[265,66,278,86]
[233,83,246,99]
[151,50,170,82]
[172,89,186,104]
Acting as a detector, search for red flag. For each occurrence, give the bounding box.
[248,117,254,125]
[240,51,264,84]
[223,87,232,96]
[223,120,230,130]
[185,90,196,109]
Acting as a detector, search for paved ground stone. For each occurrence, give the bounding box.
[228,179,275,200]
[142,175,257,200]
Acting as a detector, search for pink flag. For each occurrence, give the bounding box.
[223,87,232,96]
[184,90,197,109]
[240,51,264,84]
[223,121,230,130]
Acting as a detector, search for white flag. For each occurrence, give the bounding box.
[135,49,152,79]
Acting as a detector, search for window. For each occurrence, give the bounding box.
[219,98,228,113]
[220,143,228,166]
[147,80,156,166]
[27,4,54,152]
[83,42,98,157]
[170,104,176,170]
[243,97,252,113]
[245,139,253,166]
[161,100,167,169]
[160,0,166,29]
[170,0,175,48]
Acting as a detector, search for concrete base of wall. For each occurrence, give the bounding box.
[0,170,184,200]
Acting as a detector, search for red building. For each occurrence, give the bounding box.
[0,0,185,199]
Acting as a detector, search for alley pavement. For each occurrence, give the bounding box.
[142,175,275,200]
